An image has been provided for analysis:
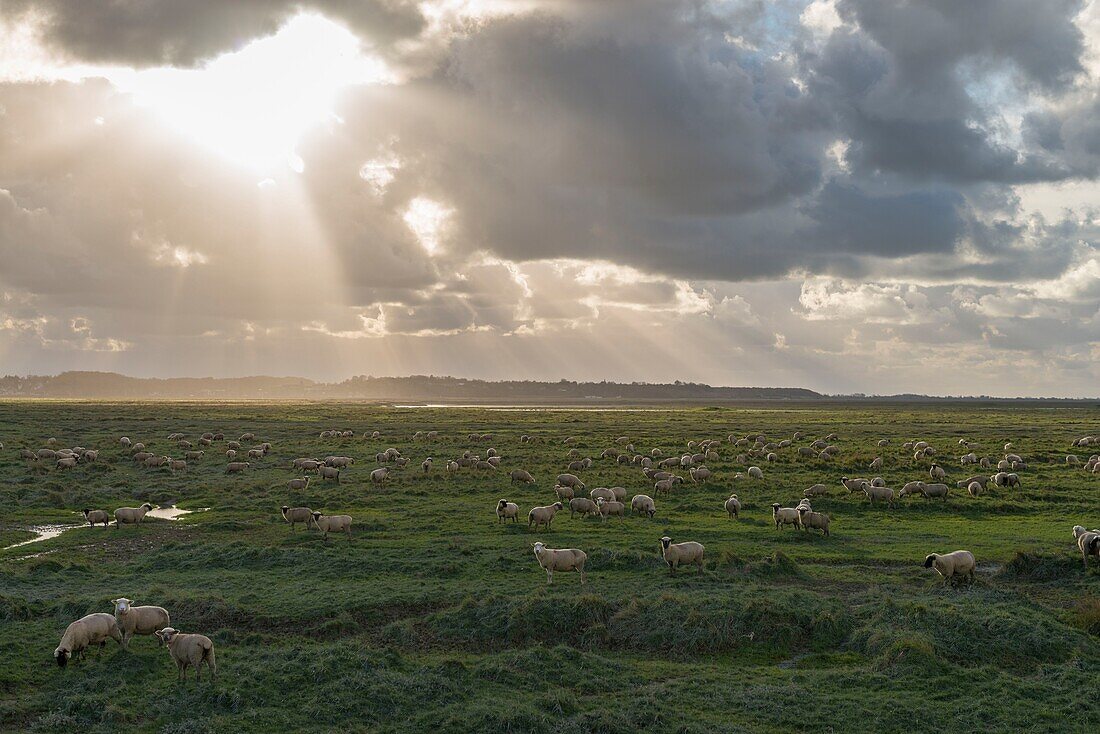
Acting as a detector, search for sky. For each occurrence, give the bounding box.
[0,0,1098,397]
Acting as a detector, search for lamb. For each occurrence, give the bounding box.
[568,497,599,519]
[797,507,830,536]
[112,598,171,648]
[115,503,154,526]
[532,542,587,585]
[287,477,311,491]
[771,503,801,530]
[528,502,563,531]
[923,550,976,584]
[154,627,217,682]
[225,462,250,474]
[82,509,110,527]
[370,467,390,484]
[510,469,535,484]
[595,497,626,521]
[280,506,312,530]
[1072,526,1100,568]
[54,613,122,667]
[496,499,520,523]
[747,466,764,479]
[803,484,829,498]
[631,494,656,518]
[863,485,895,506]
[659,536,705,574]
[308,512,353,542]
[724,494,741,519]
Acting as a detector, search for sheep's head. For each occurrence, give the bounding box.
[82,509,91,517]
[532,542,545,554]
[55,646,70,667]
[140,503,153,511]
[923,555,936,568]
[660,536,672,550]
[112,598,132,615]
[154,627,178,646]
[1073,525,1086,539]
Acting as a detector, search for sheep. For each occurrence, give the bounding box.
[120,437,132,447]
[144,455,169,469]
[923,550,976,584]
[588,487,615,504]
[659,536,705,574]
[877,439,889,447]
[184,450,205,461]
[554,484,575,502]
[394,457,412,469]
[54,613,122,667]
[115,503,155,526]
[747,466,764,479]
[325,456,354,468]
[689,466,713,483]
[653,479,678,496]
[797,447,816,458]
[225,462,250,474]
[631,494,656,518]
[422,458,433,473]
[967,481,983,497]
[724,494,741,519]
[1072,526,1100,568]
[169,460,187,472]
[899,480,926,498]
[280,506,313,531]
[496,499,520,523]
[112,598,171,648]
[870,477,886,487]
[445,460,459,475]
[771,503,801,530]
[596,497,626,521]
[227,441,242,450]
[532,542,586,585]
[225,450,238,461]
[841,477,869,494]
[318,466,341,482]
[919,483,950,501]
[863,485,895,506]
[154,627,217,682]
[55,456,78,470]
[287,477,311,491]
[240,433,255,441]
[308,512,353,542]
[568,497,599,519]
[929,464,946,480]
[556,473,586,491]
[803,484,829,498]
[956,475,989,490]
[81,450,100,463]
[81,508,110,528]
[1066,455,1081,465]
[528,502,563,531]
[869,457,883,470]
[797,507,830,536]
[370,467,390,484]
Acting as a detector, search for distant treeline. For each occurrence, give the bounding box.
[0,372,822,401]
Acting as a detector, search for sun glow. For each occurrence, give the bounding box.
[110,14,389,169]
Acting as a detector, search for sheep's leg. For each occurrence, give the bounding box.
[579,569,587,585]
[546,569,553,584]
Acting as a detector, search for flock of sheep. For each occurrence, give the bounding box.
[13,425,1098,679]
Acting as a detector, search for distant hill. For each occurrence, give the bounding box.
[0,372,822,401]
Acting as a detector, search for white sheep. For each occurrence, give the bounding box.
[532,542,587,584]
[724,494,741,519]
[797,507,830,536]
[528,502,563,531]
[631,494,656,518]
[771,503,801,530]
[747,466,764,479]
[659,536,705,574]
[154,627,217,682]
[112,598,171,648]
[923,550,976,584]
[496,499,520,523]
[83,509,110,527]
[280,506,313,530]
[55,613,122,667]
[308,512,353,542]
[1072,525,1100,568]
[114,503,154,526]
[595,497,626,521]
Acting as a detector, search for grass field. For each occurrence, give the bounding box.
[0,400,1097,733]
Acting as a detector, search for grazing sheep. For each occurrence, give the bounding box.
[496,500,520,523]
[595,497,626,521]
[803,484,829,498]
[653,479,678,496]
[1072,526,1100,568]
[184,450,204,461]
[422,458,433,473]
[568,497,599,519]
[797,507,831,536]
[55,457,78,470]
[112,598,171,648]
[308,512,353,542]
[510,469,535,484]
[54,613,122,667]
[771,503,801,530]
[967,482,983,497]
[370,467,390,485]
[869,457,883,470]
[689,466,712,483]
[919,483,950,501]
[899,481,926,498]
[115,503,155,526]
[280,506,312,531]
[225,450,238,461]
[554,484,575,502]
[225,462,250,474]
[82,509,110,527]
[154,627,217,682]
[956,475,989,490]
[287,477,311,491]
[589,487,615,503]
[240,433,255,441]
[870,477,886,487]
[841,477,869,494]
[863,485,895,506]
[798,447,817,458]
[318,466,341,482]
[81,450,100,463]
[929,464,946,480]
[747,466,764,479]
[528,502,563,531]
[923,550,976,584]
[556,473,586,491]
[120,437,132,447]
[169,460,187,472]
[659,536,705,574]
[1066,455,1081,465]
[631,494,656,518]
[532,542,587,585]
[724,494,741,519]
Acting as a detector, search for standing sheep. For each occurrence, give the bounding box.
[771,503,801,530]
[528,502,564,531]
[532,542,587,585]
[308,512,353,542]
[496,499,520,523]
[114,503,154,526]
[83,509,111,528]
[280,506,313,531]
[154,627,217,682]
[112,598,171,649]
[659,536,705,574]
[724,494,741,519]
[797,507,831,536]
[923,550,976,584]
[1072,525,1100,568]
[510,469,535,484]
[54,613,122,667]
[630,494,656,518]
